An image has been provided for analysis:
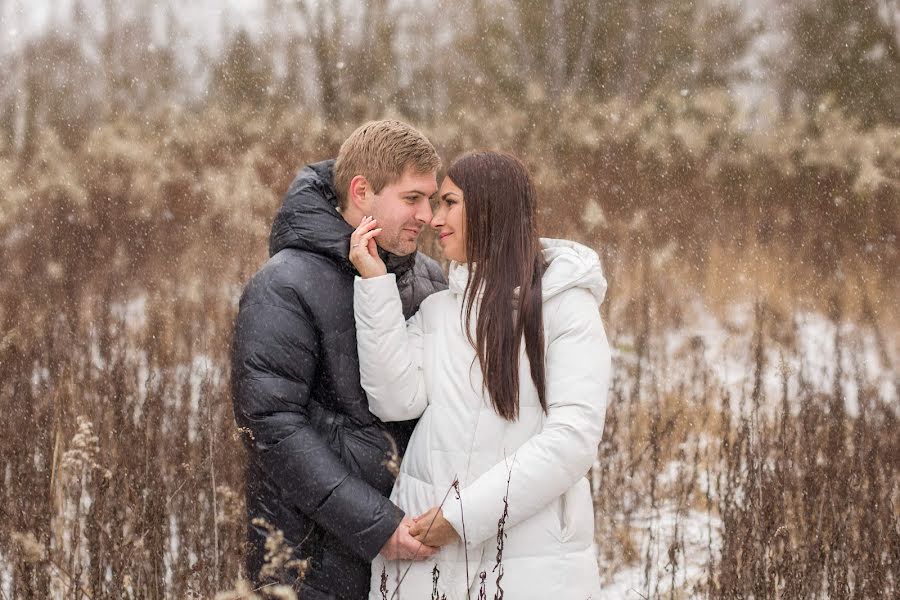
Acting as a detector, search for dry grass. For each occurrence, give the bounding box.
[0,101,897,598]
[593,252,898,598]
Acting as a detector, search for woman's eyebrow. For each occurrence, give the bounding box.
[441,191,459,200]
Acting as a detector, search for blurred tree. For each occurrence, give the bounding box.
[614,0,693,101]
[99,0,121,115]
[348,0,399,118]
[90,0,184,116]
[293,1,346,125]
[211,30,275,108]
[264,0,305,112]
[446,0,755,111]
[0,106,11,157]
[290,0,404,125]
[689,0,761,88]
[394,5,445,125]
[18,34,99,159]
[440,0,527,110]
[0,57,16,156]
[780,0,900,126]
[281,32,306,107]
[610,0,757,99]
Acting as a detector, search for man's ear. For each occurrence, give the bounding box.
[348,175,371,213]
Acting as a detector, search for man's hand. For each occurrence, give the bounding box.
[380,518,438,561]
[349,216,387,278]
[409,507,460,548]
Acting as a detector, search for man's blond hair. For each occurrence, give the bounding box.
[334,120,441,210]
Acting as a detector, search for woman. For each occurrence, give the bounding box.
[350,151,610,599]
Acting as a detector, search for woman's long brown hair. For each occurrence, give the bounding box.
[447,151,546,421]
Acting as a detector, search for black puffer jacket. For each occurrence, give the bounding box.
[231,160,446,599]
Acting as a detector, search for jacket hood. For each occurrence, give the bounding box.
[448,238,607,305]
[268,159,416,275]
[538,238,607,304]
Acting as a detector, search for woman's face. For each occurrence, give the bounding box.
[432,177,467,263]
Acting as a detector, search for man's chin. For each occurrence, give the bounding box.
[393,244,418,257]
[380,240,418,257]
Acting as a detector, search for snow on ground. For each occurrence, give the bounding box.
[110,294,148,332]
[36,293,893,598]
[0,553,10,600]
[109,290,895,420]
[650,300,897,417]
[599,298,895,597]
[598,507,720,599]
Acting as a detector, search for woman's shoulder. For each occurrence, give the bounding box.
[542,286,604,337]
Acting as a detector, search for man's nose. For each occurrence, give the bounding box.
[414,198,433,224]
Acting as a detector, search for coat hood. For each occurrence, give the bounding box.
[538,238,607,304]
[268,159,417,275]
[447,238,607,305]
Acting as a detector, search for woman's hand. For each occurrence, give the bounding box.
[349,216,387,278]
[409,507,460,547]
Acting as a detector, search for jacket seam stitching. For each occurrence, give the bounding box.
[242,300,314,320]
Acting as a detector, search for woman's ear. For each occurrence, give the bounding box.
[348,175,371,213]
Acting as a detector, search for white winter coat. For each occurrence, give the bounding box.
[354,239,611,600]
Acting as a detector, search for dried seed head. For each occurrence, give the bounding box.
[251,518,309,582]
[213,578,259,600]
[216,485,243,525]
[61,416,111,480]
[11,531,47,564]
[263,585,298,600]
[381,431,401,478]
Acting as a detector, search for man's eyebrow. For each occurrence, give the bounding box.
[401,189,432,196]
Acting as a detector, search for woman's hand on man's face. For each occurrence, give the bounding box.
[409,506,460,547]
[349,216,387,278]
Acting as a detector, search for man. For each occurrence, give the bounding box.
[231,120,447,599]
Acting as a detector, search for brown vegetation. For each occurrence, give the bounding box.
[0,97,896,598]
[0,1,897,597]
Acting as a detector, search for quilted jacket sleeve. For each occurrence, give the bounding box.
[231,273,403,561]
[353,274,429,422]
[441,287,611,547]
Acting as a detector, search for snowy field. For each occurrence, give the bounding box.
[2,1,897,593]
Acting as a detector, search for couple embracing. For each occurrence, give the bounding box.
[231,120,611,599]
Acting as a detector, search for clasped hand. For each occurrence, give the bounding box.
[409,507,460,548]
[379,508,460,561]
[379,517,437,561]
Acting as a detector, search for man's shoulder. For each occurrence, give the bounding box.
[241,248,346,307]
[263,247,338,281]
[396,252,447,318]
[412,252,448,290]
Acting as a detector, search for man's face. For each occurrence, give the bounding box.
[368,168,438,256]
